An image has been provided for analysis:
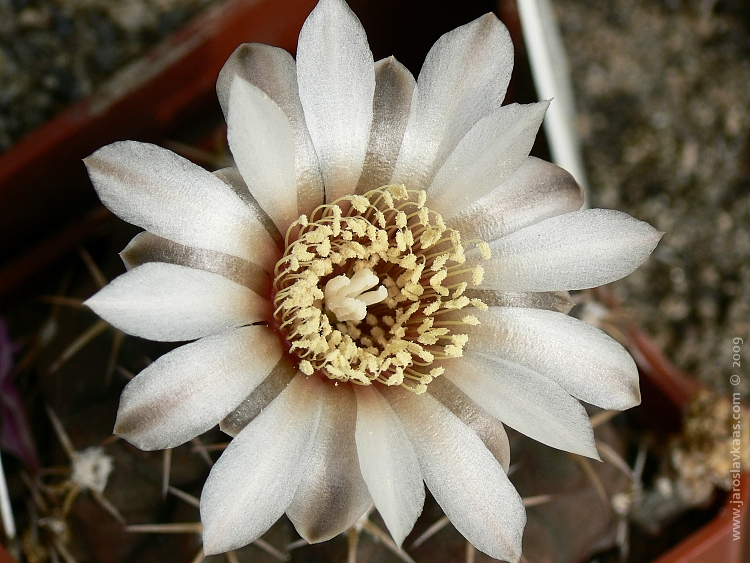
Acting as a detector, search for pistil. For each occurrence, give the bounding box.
[324,268,388,322]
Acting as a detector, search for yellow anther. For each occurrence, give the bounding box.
[423,299,442,316]
[417,332,439,345]
[430,270,448,288]
[472,266,484,285]
[431,254,449,272]
[400,254,417,270]
[429,366,444,378]
[443,345,463,358]
[387,184,408,200]
[409,262,424,285]
[452,282,468,298]
[420,228,441,249]
[374,210,386,228]
[445,296,471,310]
[403,228,414,247]
[478,241,492,259]
[470,298,488,311]
[317,237,331,257]
[292,244,315,262]
[351,195,369,213]
[402,282,424,300]
[461,315,480,326]
[395,230,407,252]
[332,205,342,236]
[451,334,469,347]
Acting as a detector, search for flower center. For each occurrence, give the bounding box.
[272,185,491,393]
[323,268,388,322]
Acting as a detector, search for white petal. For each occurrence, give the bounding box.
[428,101,548,217]
[383,387,525,562]
[466,307,640,410]
[480,209,663,292]
[391,13,514,190]
[447,157,583,241]
[212,167,285,249]
[465,288,574,314]
[120,231,271,297]
[114,325,282,450]
[85,262,270,342]
[201,374,324,555]
[446,354,599,459]
[296,0,374,202]
[216,43,324,214]
[84,141,278,269]
[354,385,424,547]
[287,383,371,542]
[228,76,299,232]
[220,356,297,437]
[354,56,416,194]
[427,376,511,471]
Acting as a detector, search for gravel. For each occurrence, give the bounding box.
[0,0,218,152]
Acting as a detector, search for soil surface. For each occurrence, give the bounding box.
[0,0,219,152]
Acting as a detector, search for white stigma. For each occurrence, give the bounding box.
[324,268,388,322]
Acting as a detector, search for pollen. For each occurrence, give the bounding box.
[272,186,490,393]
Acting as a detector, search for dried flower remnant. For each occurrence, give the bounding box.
[82,0,662,559]
[16,409,122,563]
[632,390,750,531]
[43,407,121,523]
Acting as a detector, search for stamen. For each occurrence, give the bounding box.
[271,186,491,393]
